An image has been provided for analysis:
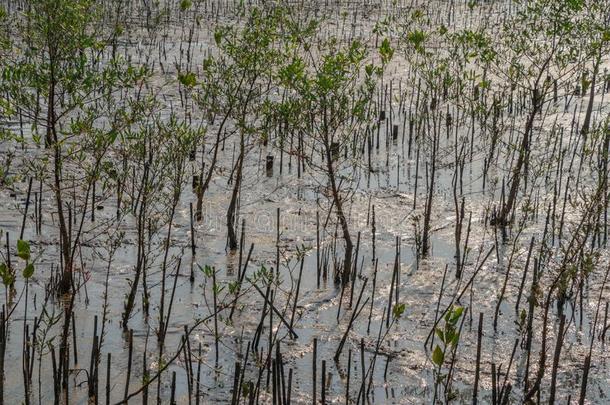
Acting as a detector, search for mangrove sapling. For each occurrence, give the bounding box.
[523,181,608,401]
[578,1,610,139]
[398,15,469,258]
[482,0,591,227]
[120,121,184,328]
[191,53,240,222]
[120,124,169,324]
[210,7,290,250]
[431,305,464,403]
[155,118,200,342]
[421,117,440,257]
[279,28,392,283]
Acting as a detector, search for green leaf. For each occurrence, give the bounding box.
[180,0,192,11]
[406,30,427,53]
[107,130,118,144]
[432,345,444,367]
[17,239,30,261]
[392,303,406,319]
[178,72,197,88]
[228,281,239,294]
[214,30,223,46]
[0,263,13,287]
[451,332,460,346]
[565,0,583,11]
[445,326,454,340]
[2,273,14,287]
[23,263,34,279]
[200,264,214,278]
[213,283,224,295]
[435,329,445,344]
[379,38,394,64]
[450,306,464,323]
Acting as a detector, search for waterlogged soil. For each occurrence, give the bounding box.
[1,0,610,404]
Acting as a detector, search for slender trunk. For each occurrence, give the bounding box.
[323,133,352,283]
[196,119,224,220]
[48,57,72,294]
[422,131,438,257]
[197,73,246,220]
[227,133,244,250]
[499,89,541,225]
[581,52,601,137]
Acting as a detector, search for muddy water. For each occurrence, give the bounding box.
[2,0,610,404]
